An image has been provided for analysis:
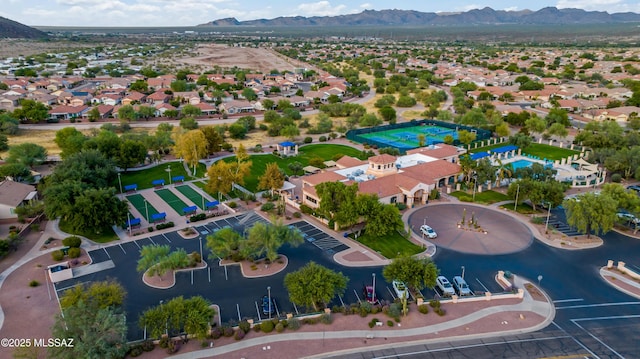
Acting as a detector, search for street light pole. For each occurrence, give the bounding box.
[199,236,203,264]
[545,202,552,233]
[168,165,172,185]
[514,184,520,212]
[372,273,376,303]
[127,212,132,236]
[267,286,272,320]
[117,172,122,194]
[472,173,478,202]
[145,199,149,222]
[461,266,465,280]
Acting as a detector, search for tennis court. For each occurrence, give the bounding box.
[358,123,458,149]
[126,194,159,221]
[155,188,190,214]
[175,184,207,210]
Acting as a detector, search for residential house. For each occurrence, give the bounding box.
[154,103,177,117]
[0,181,38,219]
[122,91,147,105]
[146,91,171,105]
[218,100,255,114]
[173,91,201,105]
[48,105,89,121]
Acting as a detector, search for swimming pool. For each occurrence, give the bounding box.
[509,159,538,171]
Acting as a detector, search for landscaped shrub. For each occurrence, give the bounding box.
[158,336,170,348]
[148,227,154,232]
[387,303,402,319]
[51,250,64,261]
[319,135,327,142]
[62,236,82,248]
[287,318,301,331]
[141,340,155,352]
[300,204,313,214]
[189,213,206,222]
[261,202,275,212]
[252,323,261,332]
[320,313,333,324]
[331,305,344,314]
[418,304,430,314]
[29,280,40,287]
[190,251,201,266]
[395,203,407,211]
[434,307,446,316]
[293,212,302,218]
[238,320,251,333]
[261,320,274,333]
[210,327,222,339]
[67,247,81,259]
[166,340,180,354]
[155,222,175,230]
[387,320,394,326]
[304,136,313,143]
[368,318,379,328]
[611,173,622,183]
[234,329,245,340]
[128,345,144,357]
[275,322,285,332]
[429,299,441,308]
[228,201,237,208]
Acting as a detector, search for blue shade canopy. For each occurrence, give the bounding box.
[490,145,518,154]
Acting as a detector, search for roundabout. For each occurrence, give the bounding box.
[408,203,533,255]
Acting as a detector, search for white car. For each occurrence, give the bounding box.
[392,280,408,299]
[452,276,472,296]
[436,276,455,296]
[420,225,437,239]
[617,212,640,224]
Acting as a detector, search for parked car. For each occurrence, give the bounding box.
[363,285,378,304]
[392,280,408,299]
[617,212,640,224]
[436,276,455,296]
[627,185,640,193]
[420,224,437,239]
[262,295,274,315]
[452,276,472,296]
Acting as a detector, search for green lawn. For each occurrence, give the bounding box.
[118,161,207,191]
[450,190,510,204]
[469,142,579,161]
[353,230,424,259]
[58,220,118,243]
[224,144,367,192]
[155,188,189,214]
[175,184,207,209]
[499,202,541,215]
[126,193,159,221]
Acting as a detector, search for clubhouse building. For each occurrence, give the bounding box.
[301,144,462,209]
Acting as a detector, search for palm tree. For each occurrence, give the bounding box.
[246,218,304,263]
[494,158,513,187]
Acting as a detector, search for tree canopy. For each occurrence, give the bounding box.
[284,261,348,311]
[383,256,439,291]
[563,192,617,238]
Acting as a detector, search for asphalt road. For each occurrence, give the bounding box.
[52,209,640,357]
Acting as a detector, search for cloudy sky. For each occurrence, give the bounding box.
[2,0,638,27]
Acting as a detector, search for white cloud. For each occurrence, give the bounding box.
[455,4,483,12]
[503,6,519,11]
[295,1,349,16]
[360,3,372,8]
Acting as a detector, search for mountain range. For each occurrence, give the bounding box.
[200,7,640,27]
[0,16,48,39]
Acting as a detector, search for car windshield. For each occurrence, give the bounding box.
[443,282,452,288]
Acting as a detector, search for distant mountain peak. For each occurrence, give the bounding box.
[198,7,640,27]
[0,16,48,39]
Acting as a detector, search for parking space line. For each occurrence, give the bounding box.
[191,271,193,285]
[103,247,111,259]
[556,301,640,310]
[208,267,211,283]
[338,294,346,309]
[224,265,228,280]
[292,302,299,315]
[386,287,396,300]
[274,299,281,318]
[553,298,584,303]
[133,240,141,249]
[55,281,90,292]
[149,237,156,245]
[475,278,490,292]
[551,321,599,359]
[354,289,361,303]
[236,303,241,321]
[162,233,171,243]
[118,243,126,254]
[571,319,626,359]
[255,301,261,322]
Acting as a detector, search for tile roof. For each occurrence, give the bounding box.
[0,181,36,207]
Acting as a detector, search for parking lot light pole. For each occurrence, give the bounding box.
[144,199,149,222]
[461,266,465,280]
[472,173,478,202]
[372,273,376,303]
[267,286,271,319]
[514,184,520,212]
[199,236,203,263]
[117,172,122,194]
[168,165,172,185]
[127,212,132,237]
[545,202,552,233]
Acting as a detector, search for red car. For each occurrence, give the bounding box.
[363,285,378,304]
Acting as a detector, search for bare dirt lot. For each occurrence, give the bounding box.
[0,39,94,59]
[177,44,315,73]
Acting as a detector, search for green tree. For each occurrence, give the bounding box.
[13,99,48,123]
[258,163,285,195]
[117,104,137,121]
[179,117,199,130]
[525,116,547,135]
[129,80,148,92]
[137,105,156,120]
[0,163,31,182]
[546,122,568,139]
[245,219,304,262]
[6,143,47,168]
[139,296,214,340]
[88,129,122,160]
[49,301,128,359]
[181,104,202,117]
[242,88,257,101]
[117,139,147,171]
[284,261,348,311]
[200,126,224,155]
[49,150,116,188]
[228,123,247,139]
[383,256,439,291]
[59,280,126,310]
[206,227,242,260]
[174,129,208,176]
[604,146,640,179]
[288,161,303,176]
[87,107,101,122]
[495,121,510,137]
[509,132,532,149]
[379,106,397,123]
[563,192,617,238]
[51,187,127,233]
[205,145,252,195]
[315,182,358,221]
[0,113,19,134]
[457,130,476,146]
[364,203,404,237]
